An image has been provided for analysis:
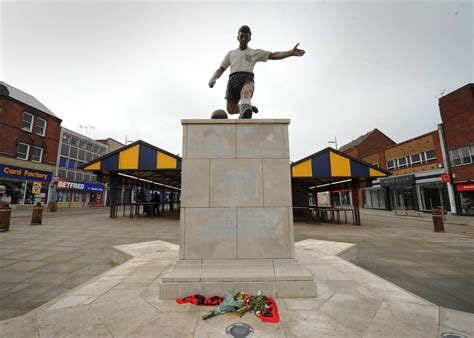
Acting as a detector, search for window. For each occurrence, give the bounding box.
[60,144,69,156]
[69,146,78,158]
[425,150,436,162]
[58,169,67,179]
[80,140,87,149]
[86,152,92,161]
[398,157,408,168]
[16,142,30,159]
[59,157,67,168]
[460,146,472,165]
[22,112,34,131]
[76,172,84,182]
[450,149,461,166]
[86,143,93,151]
[66,171,75,181]
[36,118,47,136]
[31,146,43,162]
[411,153,422,165]
[78,149,86,161]
[68,159,76,170]
[387,160,396,170]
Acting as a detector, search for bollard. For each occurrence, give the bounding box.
[49,202,58,212]
[0,204,11,232]
[31,202,43,225]
[432,207,445,233]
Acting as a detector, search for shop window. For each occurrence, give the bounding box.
[460,146,472,165]
[68,159,76,170]
[69,146,78,158]
[36,118,47,136]
[31,146,43,162]
[410,153,422,165]
[59,157,67,168]
[450,149,461,166]
[425,150,436,162]
[387,160,396,170]
[22,112,34,132]
[60,144,70,156]
[16,142,30,160]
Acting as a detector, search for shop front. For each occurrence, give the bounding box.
[380,174,417,210]
[457,183,474,215]
[0,163,52,205]
[55,180,105,208]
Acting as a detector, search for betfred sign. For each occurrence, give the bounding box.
[441,173,451,183]
[58,181,85,190]
[56,180,104,192]
[457,184,474,192]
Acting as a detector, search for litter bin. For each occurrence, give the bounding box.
[0,205,11,232]
[49,202,58,212]
[432,207,445,233]
[31,202,43,225]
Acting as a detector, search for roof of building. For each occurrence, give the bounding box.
[338,129,376,152]
[95,138,125,147]
[291,147,390,185]
[0,81,58,118]
[80,140,182,189]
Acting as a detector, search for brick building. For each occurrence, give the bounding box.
[439,83,474,215]
[0,82,62,206]
[361,131,449,212]
[339,128,396,159]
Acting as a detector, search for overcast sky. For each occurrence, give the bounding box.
[1,0,472,160]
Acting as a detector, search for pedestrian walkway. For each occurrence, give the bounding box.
[1,239,472,337]
[360,207,474,226]
[1,207,473,322]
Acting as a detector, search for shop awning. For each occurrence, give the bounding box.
[79,140,182,189]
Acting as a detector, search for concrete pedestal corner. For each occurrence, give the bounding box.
[159,119,317,299]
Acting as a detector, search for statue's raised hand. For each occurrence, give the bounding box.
[292,43,305,57]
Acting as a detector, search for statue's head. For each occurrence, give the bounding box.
[237,25,251,49]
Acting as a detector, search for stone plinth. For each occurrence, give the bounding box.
[159,119,316,298]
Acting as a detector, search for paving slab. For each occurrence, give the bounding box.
[0,239,471,337]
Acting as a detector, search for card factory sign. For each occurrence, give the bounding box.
[0,164,52,183]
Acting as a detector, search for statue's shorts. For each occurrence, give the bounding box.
[225,72,255,101]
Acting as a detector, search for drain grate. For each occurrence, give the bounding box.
[441,333,467,338]
[226,323,254,337]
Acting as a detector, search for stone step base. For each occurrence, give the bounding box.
[159,258,317,299]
